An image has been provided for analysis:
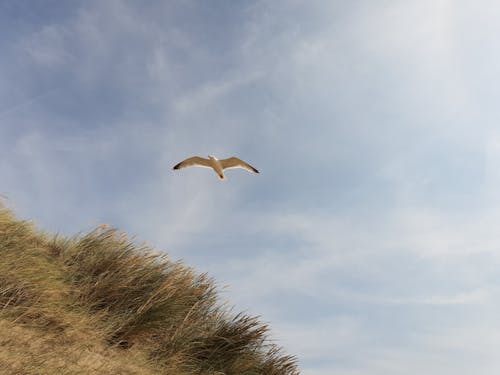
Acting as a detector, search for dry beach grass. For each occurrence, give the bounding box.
[0,205,298,375]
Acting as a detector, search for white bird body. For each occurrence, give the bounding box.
[173,155,259,180]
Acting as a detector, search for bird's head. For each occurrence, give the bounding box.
[208,155,217,160]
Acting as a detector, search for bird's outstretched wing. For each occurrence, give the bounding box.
[173,156,211,170]
[220,157,259,174]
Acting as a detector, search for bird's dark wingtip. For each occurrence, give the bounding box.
[173,163,180,170]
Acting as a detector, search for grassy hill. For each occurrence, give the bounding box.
[0,205,299,375]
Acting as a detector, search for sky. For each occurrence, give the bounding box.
[1,1,500,374]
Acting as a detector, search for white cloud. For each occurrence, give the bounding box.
[20,25,73,67]
[174,70,263,113]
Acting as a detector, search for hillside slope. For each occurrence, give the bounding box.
[0,205,299,375]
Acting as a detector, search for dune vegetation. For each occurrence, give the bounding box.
[0,205,299,375]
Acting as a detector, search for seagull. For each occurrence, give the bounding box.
[173,155,259,180]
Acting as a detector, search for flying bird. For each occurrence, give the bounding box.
[173,155,259,180]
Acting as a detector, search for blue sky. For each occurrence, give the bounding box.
[1,1,500,374]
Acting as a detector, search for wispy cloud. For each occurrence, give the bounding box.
[19,24,73,67]
[174,71,263,113]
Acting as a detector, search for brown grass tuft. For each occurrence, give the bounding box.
[0,204,300,374]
